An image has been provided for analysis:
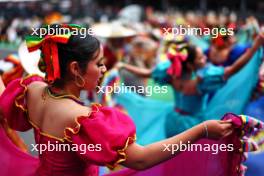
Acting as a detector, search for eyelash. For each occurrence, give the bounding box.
[97,63,104,67]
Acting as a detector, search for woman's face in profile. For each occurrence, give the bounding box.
[194,47,207,69]
[82,46,107,91]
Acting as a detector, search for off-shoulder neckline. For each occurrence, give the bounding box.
[16,74,102,142]
[28,103,101,143]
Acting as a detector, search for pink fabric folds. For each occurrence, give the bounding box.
[0,74,263,176]
[64,104,137,169]
[106,113,264,176]
[0,125,39,176]
[0,75,137,175]
[0,75,44,131]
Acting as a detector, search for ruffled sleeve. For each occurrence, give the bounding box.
[151,60,172,85]
[64,104,136,169]
[196,64,226,94]
[0,75,44,131]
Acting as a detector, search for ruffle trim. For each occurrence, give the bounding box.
[15,74,45,130]
[64,104,137,169]
[14,74,41,112]
[235,114,264,176]
[13,75,68,141]
[63,103,101,142]
[14,74,101,143]
[106,134,136,170]
[15,76,137,169]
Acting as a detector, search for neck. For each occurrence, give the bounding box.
[183,69,193,78]
[51,82,81,98]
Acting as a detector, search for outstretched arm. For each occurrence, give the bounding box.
[224,34,264,79]
[122,120,233,170]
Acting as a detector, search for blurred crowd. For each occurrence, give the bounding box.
[0,1,264,96]
[0,1,263,44]
[0,2,264,176]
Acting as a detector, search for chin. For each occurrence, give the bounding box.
[199,63,206,68]
[83,85,96,92]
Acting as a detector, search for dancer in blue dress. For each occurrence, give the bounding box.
[205,35,251,67]
[114,34,264,145]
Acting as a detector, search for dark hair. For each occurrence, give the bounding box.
[181,45,197,73]
[39,25,100,87]
[57,33,100,75]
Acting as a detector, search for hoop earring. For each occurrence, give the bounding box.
[75,74,85,88]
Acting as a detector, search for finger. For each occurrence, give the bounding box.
[221,119,232,123]
[259,33,264,39]
[220,119,232,124]
[219,120,225,124]
[225,121,234,128]
[223,126,234,133]
[221,123,233,129]
[223,130,234,138]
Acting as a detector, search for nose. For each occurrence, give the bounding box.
[101,65,107,74]
[203,55,207,61]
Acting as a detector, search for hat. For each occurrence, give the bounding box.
[92,22,137,38]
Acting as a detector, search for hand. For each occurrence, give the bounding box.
[246,16,259,29]
[203,120,233,140]
[255,33,264,46]
[259,62,264,81]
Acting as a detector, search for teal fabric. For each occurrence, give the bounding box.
[151,60,171,85]
[147,79,174,102]
[152,62,225,115]
[236,28,256,45]
[116,48,263,145]
[116,92,173,145]
[196,63,225,94]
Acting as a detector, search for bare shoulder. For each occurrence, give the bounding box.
[27,81,47,91]
[181,79,199,95]
[26,84,92,136]
[42,99,92,127]
[61,101,92,121]
[32,99,92,137]
[172,77,199,95]
[171,77,184,91]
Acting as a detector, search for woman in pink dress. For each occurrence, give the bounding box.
[0,24,234,176]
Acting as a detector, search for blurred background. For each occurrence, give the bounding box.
[1,0,264,55]
[0,1,264,176]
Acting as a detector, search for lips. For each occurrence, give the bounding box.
[97,77,103,85]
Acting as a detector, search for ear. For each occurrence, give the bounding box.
[69,61,81,76]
